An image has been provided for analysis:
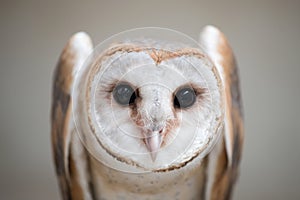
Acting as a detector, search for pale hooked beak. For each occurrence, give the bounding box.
[144,131,163,162]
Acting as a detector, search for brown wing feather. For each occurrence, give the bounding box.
[199,26,244,200]
[51,32,94,200]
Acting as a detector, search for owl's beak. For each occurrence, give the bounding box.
[144,131,163,162]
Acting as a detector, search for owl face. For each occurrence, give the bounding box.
[74,38,224,172]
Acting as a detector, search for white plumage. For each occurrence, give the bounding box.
[51,26,244,200]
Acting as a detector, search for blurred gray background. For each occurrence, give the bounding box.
[1,0,299,199]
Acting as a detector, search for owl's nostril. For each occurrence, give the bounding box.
[159,129,163,134]
[149,124,164,133]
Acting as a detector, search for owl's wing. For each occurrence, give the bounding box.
[51,32,95,200]
[199,26,244,200]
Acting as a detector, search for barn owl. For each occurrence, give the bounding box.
[51,26,243,200]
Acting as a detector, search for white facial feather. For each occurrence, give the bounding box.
[73,40,224,172]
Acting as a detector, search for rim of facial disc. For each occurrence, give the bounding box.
[72,27,222,173]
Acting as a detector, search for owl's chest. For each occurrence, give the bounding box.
[89,157,207,200]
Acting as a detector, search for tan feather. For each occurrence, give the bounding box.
[199,26,244,200]
[51,32,94,200]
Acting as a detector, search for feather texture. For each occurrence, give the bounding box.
[51,27,243,200]
[51,32,94,200]
[200,26,244,200]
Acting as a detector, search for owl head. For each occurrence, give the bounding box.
[73,28,224,173]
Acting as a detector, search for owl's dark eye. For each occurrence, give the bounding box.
[174,87,196,109]
[113,83,136,105]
